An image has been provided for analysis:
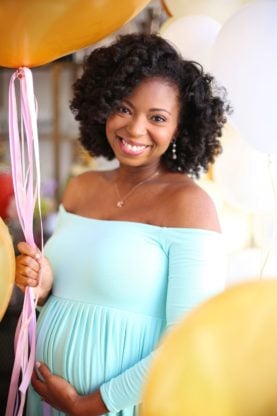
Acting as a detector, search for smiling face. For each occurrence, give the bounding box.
[105,77,180,169]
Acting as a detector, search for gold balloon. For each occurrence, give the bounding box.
[141,280,277,416]
[0,218,15,321]
[163,0,250,23]
[0,0,150,68]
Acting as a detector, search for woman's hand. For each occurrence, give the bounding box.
[32,363,108,416]
[32,363,80,414]
[15,242,53,304]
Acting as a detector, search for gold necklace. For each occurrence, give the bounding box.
[115,170,160,208]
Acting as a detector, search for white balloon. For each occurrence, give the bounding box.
[211,1,277,153]
[252,211,277,248]
[227,248,277,286]
[160,15,221,68]
[213,124,277,213]
[220,204,251,254]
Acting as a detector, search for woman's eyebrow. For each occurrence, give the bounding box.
[149,108,171,115]
[122,99,134,108]
[123,99,171,115]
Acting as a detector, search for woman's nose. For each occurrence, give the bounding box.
[126,115,147,137]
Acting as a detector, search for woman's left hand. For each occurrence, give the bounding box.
[32,362,80,415]
[32,362,109,416]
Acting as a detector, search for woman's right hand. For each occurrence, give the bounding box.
[15,242,54,305]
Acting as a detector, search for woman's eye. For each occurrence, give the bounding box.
[152,115,166,123]
[117,105,130,114]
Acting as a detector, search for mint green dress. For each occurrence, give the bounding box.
[27,205,226,415]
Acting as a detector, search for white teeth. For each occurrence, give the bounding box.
[122,139,146,152]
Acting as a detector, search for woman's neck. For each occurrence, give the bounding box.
[114,163,163,185]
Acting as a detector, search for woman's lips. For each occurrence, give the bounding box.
[118,137,150,155]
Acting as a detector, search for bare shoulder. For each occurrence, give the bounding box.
[62,170,107,212]
[162,175,221,232]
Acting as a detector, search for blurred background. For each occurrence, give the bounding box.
[1,0,277,413]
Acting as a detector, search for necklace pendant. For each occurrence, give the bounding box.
[117,200,124,208]
[115,170,160,209]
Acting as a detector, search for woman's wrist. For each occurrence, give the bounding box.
[72,389,109,416]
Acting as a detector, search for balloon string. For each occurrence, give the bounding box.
[5,67,43,416]
[259,154,277,279]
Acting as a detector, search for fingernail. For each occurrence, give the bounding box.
[36,361,41,368]
[35,252,41,260]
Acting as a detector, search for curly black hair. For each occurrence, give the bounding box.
[70,33,230,177]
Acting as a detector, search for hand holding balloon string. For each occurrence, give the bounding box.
[15,242,53,305]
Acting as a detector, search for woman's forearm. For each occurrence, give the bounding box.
[72,389,109,416]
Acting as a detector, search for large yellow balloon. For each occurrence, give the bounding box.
[0,218,15,321]
[142,280,277,416]
[0,0,150,68]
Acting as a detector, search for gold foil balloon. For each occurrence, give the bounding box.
[0,0,150,68]
[0,218,15,321]
[163,0,250,23]
[142,280,277,416]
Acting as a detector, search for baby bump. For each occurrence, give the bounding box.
[36,295,163,394]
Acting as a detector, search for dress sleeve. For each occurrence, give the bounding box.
[100,229,227,412]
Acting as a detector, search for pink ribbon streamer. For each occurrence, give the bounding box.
[5,67,44,416]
